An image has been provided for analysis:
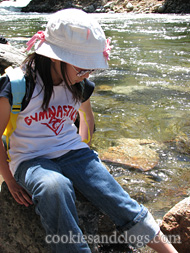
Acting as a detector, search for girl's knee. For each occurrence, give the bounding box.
[34,173,75,202]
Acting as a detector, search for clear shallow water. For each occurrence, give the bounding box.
[0,6,190,220]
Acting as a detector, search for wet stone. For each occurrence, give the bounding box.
[100,138,164,171]
[160,197,190,253]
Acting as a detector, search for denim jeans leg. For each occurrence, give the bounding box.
[55,149,142,227]
[14,157,91,253]
[55,148,159,248]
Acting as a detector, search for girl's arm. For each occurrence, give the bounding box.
[0,97,33,207]
[78,98,95,146]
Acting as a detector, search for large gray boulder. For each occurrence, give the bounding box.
[0,181,104,252]
[0,44,25,75]
[0,181,133,253]
[0,181,100,253]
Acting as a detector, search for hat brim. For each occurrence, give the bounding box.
[35,41,109,70]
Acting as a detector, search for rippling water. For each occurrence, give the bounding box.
[1,5,190,222]
[91,13,190,219]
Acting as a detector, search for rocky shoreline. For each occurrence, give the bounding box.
[21,0,190,14]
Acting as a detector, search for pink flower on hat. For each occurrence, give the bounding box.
[103,38,113,61]
[26,31,45,51]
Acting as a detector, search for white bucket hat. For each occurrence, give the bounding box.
[26,8,112,69]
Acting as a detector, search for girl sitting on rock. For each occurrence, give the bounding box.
[0,8,177,253]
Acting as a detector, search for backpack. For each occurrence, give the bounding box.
[2,67,26,161]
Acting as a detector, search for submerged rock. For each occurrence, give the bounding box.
[175,133,190,154]
[160,197,190,253]
[100,138,164,171]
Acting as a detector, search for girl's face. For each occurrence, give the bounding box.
[66,64,91,85]
[51,59,91,85]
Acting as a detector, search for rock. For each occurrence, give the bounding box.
[175,133,190,154]
[100,138,163,171]
[20,0,190,14]
[163,0,190,14]
[95,7,105,13]
[0,181,50,253]
[153,4,165,13]
[83,4,95,13]
[104,1,115,10]
[160,197,190,253]
[21,0,106,13]
[126,2,134,12]
[0,181,99,253]
[0,44,25,75]
[0,181,132,253]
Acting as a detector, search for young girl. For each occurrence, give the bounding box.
[0,8,177,253]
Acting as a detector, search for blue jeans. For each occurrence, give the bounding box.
[14,148,159,252]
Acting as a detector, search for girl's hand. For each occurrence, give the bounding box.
[0,97,33,207]
[6,178,33,207]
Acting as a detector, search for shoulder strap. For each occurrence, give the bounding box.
[3,67,26,161]
[5,66,26,113]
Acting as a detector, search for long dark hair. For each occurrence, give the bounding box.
[23,53,83,111]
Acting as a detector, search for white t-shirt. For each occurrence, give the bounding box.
[9,73,88,175]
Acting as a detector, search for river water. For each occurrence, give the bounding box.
[0,4,190,223]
